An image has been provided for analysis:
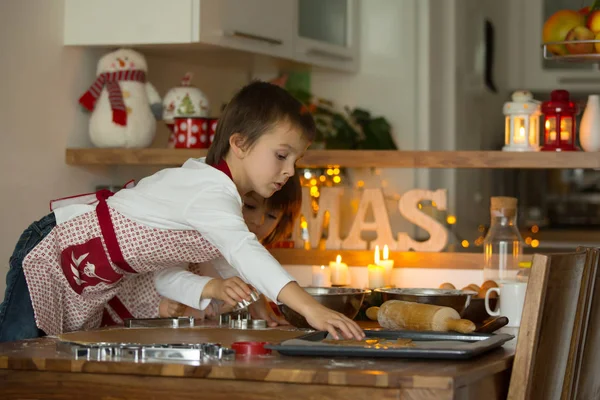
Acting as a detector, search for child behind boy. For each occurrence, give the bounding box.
[0,81,363,342]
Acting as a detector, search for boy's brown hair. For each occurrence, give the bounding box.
[261,173,302,246]
[207,81,316,165]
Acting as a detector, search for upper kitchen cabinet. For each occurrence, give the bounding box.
[510,0,600,91]
[293,0,360,72]
[63,0,295,59]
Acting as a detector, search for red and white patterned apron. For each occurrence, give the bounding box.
[100,262,214,326]
[23,161,233,335]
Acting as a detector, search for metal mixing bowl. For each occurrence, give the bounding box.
[374,288,476,314]
[279,287,371,329]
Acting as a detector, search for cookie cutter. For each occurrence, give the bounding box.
[124,317,195,328]
[229,311,250,329]
[232,289,262,312]
[58,341,235,362]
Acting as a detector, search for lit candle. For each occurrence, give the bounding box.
[367,246,386,289]
[329,254,349,286]
[312,265,331,287]
[379,245,395,287]
[368,264,385,289]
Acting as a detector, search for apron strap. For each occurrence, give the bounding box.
[95,189,137,274]
[107,296,134,321]
[100,308,118,327]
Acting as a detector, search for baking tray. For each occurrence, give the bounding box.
[265,330,514,360]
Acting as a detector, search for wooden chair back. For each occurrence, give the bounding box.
[571,247,600,400]
[508,250,596,400]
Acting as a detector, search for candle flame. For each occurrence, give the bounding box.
[336,254,341,264]
[383,245,389,260]
[518,126,525,137]
[374,245,380,265]
[320,265,325,270]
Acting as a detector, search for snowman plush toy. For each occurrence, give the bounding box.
[79,48,162,148]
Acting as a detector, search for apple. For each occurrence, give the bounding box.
[543,10,586,55]
[594,32,600,53]
[587,10,600,33]
[579,6,591,16]
[565,26,595,54]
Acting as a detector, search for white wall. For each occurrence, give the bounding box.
[310,0,421,238]
[0,0,111,297]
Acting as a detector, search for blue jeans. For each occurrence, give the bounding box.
[0,213,56,342]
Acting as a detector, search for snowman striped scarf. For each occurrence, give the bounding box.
[79,69,146,126]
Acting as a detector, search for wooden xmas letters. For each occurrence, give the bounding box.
[292,187,449,252]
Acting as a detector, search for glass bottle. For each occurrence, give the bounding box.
[483,197,524,283]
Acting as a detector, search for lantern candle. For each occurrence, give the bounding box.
[329,255,349,286]
[541,90,579,152]
[502,90,541,152]
[312,265,332,287]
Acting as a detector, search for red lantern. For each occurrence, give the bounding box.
[541,90,579,151]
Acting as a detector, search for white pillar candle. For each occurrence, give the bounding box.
[329,255,350,286]
[379,244,395,286]
[312,265,332,287]
[368,264,386,289]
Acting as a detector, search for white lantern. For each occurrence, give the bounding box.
[502,90,541,152]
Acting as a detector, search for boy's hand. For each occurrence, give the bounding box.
[277,282,365,340]
[303,304,365,340]
[158,298,187,317]
[248,295,289,327]
[202,277,252,307]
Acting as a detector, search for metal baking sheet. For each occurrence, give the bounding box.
[265,330,514,360]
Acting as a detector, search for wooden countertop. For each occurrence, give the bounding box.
[0,322,517,399]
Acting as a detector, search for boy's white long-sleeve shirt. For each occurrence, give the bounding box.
[54,158,294,308]
[154,258,239,310]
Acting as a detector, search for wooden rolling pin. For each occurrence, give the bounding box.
[366,300,476,334]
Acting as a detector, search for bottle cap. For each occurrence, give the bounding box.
[490,197,518,218]
[490,196,518,210]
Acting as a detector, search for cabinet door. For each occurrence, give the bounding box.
[516,0,600,91]
[200,0,295,59]
[294,0,360,72]
[64,0,197,45]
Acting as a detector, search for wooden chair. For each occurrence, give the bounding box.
[507,249,597,400]
[571,247,600,400]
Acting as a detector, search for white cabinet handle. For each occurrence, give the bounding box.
[224,30,283,45]
[306,48,353,61]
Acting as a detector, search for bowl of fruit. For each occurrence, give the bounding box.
[543,2,600,58]
[438,281,499,323]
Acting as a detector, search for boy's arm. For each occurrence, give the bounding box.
[184,184,364,340]
[184,185,295,303]
[154,267,214,310]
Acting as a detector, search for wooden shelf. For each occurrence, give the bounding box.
[66,148,600,169]
[269,248,532,269]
